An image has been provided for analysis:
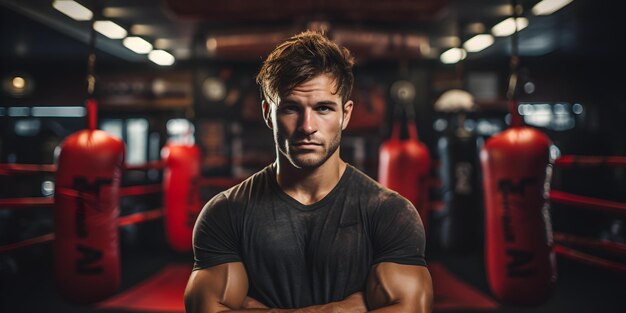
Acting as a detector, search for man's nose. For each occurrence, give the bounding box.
[298,108,317,135]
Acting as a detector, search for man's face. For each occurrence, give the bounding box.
[263,74,353,169]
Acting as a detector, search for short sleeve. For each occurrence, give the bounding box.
[370,194,427,266]
[192,193,242,271]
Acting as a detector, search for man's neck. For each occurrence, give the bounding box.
[274,154,347,206]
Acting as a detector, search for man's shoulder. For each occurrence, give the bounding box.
[202,165,272,212]
[347,164,402,199]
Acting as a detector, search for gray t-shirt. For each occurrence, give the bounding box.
[192,164,426,308]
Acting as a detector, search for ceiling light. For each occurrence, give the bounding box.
[463,34,494,52]
[94,21,127,39]
[123,37,152,54]
[440,48,467,64]
[52,0,92,21]
[532,0,574,15]
[148,50,175,66]
[491,17,529,37]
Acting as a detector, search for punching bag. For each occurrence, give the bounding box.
[54,100,124,303]
[162,143,201,252]
[480,113,555,305]
[378,118,431,229]
[438,119,482,253]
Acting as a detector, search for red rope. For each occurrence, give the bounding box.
[0,208,164,254]
[0,233,55,254]
[0,197,54,208]
[555,245,626,274]
[118,208,163,227]
[0,163,57,175]
[123,161,166,171]
[555,155,626,168]
[554,232,626,256]
[120,184,163,197]
[550,190,626,215]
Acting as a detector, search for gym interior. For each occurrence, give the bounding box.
[1,0,625,312]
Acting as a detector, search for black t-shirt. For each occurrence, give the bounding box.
[192,164,426,308]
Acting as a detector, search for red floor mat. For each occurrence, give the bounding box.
[98,264,191,313]
[98,262,499,312]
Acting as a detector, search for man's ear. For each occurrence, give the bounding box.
[341,100,354,130]
[262,100,273,129]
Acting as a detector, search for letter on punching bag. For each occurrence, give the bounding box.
[162,143,201,252]
[54,129,124,303]
[480,126,556,305]
[378,120,430,229]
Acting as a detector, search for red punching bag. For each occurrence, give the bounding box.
[480,102,556,305]
[162,143,201,252]
[378,118,431,229]
[54,99,124,303]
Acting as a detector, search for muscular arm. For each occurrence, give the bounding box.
[184,262,366,313]
[366,262,433,313]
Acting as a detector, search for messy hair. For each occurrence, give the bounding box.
[256,30,355,106]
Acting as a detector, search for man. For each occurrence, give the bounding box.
[185,31,433,313]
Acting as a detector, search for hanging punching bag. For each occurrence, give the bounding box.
[162,143,201,252]
[435,89,482,254]
[54,99,124,303]
[480,100,555,305]
[378,115,431,230]
[438,121,482,253]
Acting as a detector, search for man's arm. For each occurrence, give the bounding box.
[366,262,433,313]
[184,262,367,313]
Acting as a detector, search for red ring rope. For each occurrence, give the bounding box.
[549,190,626,215]
[0,208,164,254]
[0,197,54,208]
[554,232,626,256]
[0,163,56,174]
[555,245,626,274]
[555,155,626,168]
[120,184,163,197]
[123,161,166,171]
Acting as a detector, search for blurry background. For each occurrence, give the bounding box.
[0,0,625,312]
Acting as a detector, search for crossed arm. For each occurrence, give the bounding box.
[184,262,432,313]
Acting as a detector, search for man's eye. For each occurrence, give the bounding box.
[316,106,332,112]
[280,106,299,113]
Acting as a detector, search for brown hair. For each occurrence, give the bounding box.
[256,30,355,106]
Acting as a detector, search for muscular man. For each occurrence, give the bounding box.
[185,31,433,313]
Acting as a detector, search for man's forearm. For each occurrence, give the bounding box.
[220,292,367,313]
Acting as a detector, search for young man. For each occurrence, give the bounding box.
[185,31,433,313]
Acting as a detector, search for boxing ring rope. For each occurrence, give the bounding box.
[554,245,626,274]
[0,163,57,174]
[554,232,626,256]
[0,208,163,254]
[549,190,626,215]
[120,184,163,197]
[0,197,54,208]
[555,155,626,168]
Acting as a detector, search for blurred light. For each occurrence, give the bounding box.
[148,50,175,66]
[12,76,25,89]
[492,17,529,37]
[94,20,127,39]
[155,38,174,49]
[464,119,477,131]
[0,107,5,116]
[123,37,152,54]
[131,24,157,36]
[32,106,86,117]
[463,34,494,52]
[549,145,561,161]
[102,7,132,18]
[466,23,486,34]
[8,107,29,117]
[440,48,467,64]
[572,103,583,114]
[477,119,502,135]
[15,119,41,136]
[206,37,217,55]
[42,181,55,196]
[532,0,573,15]
[52,0,92,21]
[433,118,448,132]
[101,119,123,139]
[524,81,536,94]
